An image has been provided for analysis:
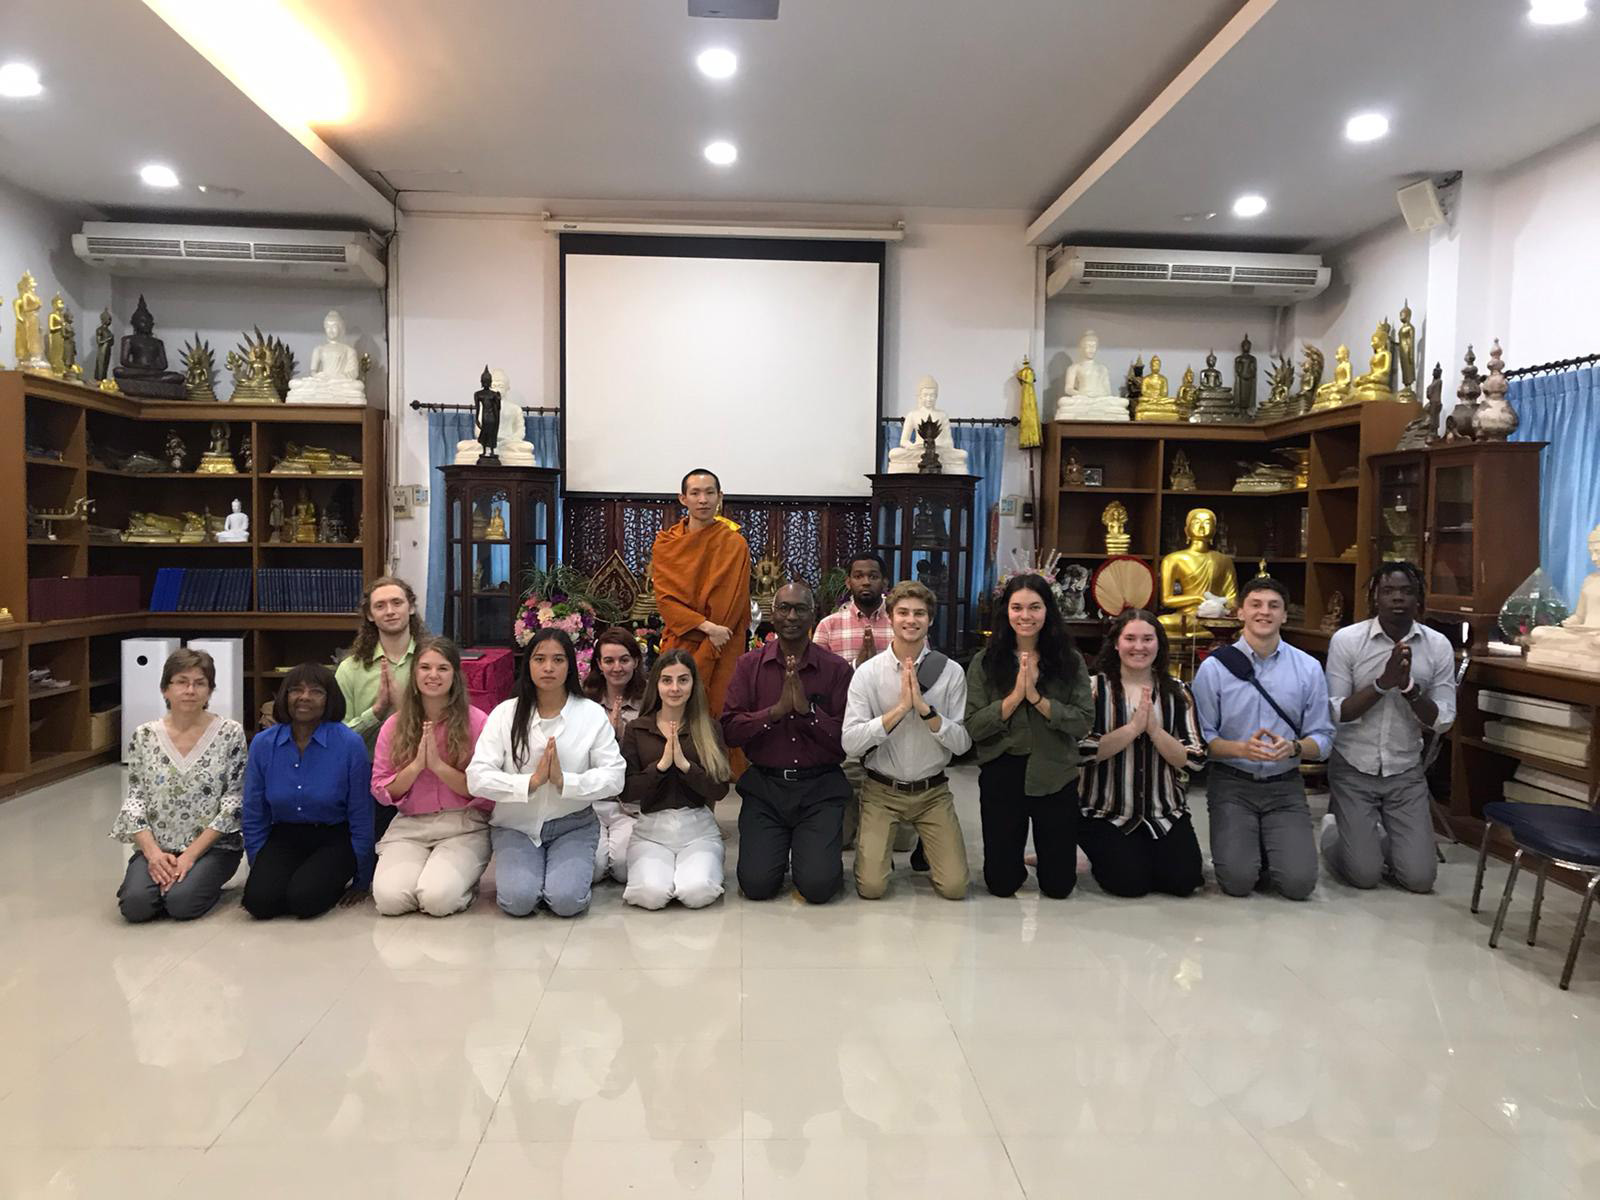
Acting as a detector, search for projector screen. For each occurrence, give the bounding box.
[561,236,883,498]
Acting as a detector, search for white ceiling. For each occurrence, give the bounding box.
[1034,0,1600,248]
[2,0,1599,252]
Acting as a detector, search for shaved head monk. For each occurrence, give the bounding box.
[651,468,751,717]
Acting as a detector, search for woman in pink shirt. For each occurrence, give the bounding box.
[371,636,491,916]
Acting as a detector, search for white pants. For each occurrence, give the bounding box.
[373,807,491,917]
[623,807,725,910]
[592,799,638,884]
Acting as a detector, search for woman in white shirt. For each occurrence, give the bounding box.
[467,629,625,917]
[582,628,647,884]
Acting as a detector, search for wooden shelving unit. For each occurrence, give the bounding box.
[1,370,386,799]
[1039,403,1417,653]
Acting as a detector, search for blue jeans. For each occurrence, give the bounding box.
[491,809,601,918]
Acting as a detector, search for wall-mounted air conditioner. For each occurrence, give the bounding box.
[1047,246,1329,303]
[72,223,386,288]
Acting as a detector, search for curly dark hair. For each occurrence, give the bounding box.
[1092,608,1184,706]
[1366,560,1426,612]
[982,573,1083,696]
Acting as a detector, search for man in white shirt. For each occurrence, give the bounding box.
[843,580,972,900]
[1322,562,1456,893]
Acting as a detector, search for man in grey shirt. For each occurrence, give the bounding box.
[1321,562,1456,892]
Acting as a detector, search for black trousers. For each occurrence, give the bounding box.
[1078,814,1204,898]
[735,765,849,904]
[242,823,356,920]
[978,754,1079,899]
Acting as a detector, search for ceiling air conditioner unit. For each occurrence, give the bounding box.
[1046,246,1329,303]
[72,223,385,288]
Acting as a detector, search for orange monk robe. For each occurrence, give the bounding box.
[651,516,751,717]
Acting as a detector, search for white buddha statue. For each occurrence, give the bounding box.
[286,310,366,405]
[886,375,969,474]
[1528,524,1600,674]
[216,498,250,543]
[455,367,538,466]
[1055,330,1130,421]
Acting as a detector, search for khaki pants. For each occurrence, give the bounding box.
[374,807,491,917]
[841,758,918,852]
[855,776,968,900]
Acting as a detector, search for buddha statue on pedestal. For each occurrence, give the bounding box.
[1158,507,1238,638]
[1176,366,1197,420]
[294,488,318,544]
[13,272,49,372]
[1254,356,1294,421]
[113,296,186,399]
[1054,330,1129,421]
[1313,345,1354,410]
[1347,319,1396,404]
[1134,355,1180,421]
[1189,351,1239,423]
[1292,344,1325,415]
[1528,524,1600,675]
[457,368,537,466]
[286,310,367,405]
[1397,301,1417,402]
[887,376,969,473]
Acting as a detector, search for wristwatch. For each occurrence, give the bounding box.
[921,705,939,721]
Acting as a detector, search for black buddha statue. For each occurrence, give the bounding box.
[113,295,186,399]
[473,365,502,464]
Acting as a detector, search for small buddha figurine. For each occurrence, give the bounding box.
[1320,591,1346,634]
[1397,301,1417,401]
[113,295,186,399]
[1062,446,1084,487]
[1168,449,1196,492]
[1134,355,1180,421]
[293,488,318,544]
[1347,319,1396,404]
[94,309,116,390]
[1123,356,1145,401]
[887,376,969,473]
[1529,523,1600,674]
[1313,345,1354,410]
[13,271,48,371]
[1158,507,1239,638]
[216,499,250,543]
[1102,500,1131,555]
[1189,351,1239,423]
[268,487,285,543]
[286,310,367,405]
[1054,330,1129,421]
[1292,344,1325,415]
[61,304,80,379]
[198,423,238,474]
[1254,356,1295,421]
[182,335,218,402]
[485,506,508,539]
[1176,366,1197,420]
[1234,334,1258,412]
[1398,364,1444,450]
[47,295,68,376]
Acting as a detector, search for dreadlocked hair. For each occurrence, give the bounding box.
[1366,560,1426,612]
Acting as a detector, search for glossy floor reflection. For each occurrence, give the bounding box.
[2,764,1599,1198]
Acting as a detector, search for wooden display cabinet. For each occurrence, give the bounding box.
[440,465,561,649]
[869,472,979,654]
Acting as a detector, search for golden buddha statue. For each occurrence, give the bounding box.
[1134,354,1180,421]
[1348,319,1396,404]
[1176,366,1197,420]
[1312,345,1353,410]
[122,512,187,543]
[485,508,507,539]
[1102,500,1131,555]
[1158,507,1238,637]
[294,488,318,544]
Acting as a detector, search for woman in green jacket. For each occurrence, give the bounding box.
[965,573,1093,898]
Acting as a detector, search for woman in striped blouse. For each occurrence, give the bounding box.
[1077,609,1207,897]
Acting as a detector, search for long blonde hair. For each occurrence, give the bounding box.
[391,636,473,768]
[639,649,730,782]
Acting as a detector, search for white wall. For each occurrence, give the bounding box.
[1291,218,1430,378]
[387,206,1042,605]
[1486,125,1600,367]
[0,178,110,363]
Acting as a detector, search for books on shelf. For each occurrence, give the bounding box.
[151,568,251,612]
[257,568,362,613]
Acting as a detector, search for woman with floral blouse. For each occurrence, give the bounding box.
[112,648,247,922]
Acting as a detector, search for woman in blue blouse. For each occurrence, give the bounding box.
[242,663,374,919]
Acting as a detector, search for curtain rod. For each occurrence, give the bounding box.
[409,400,561,414]
[1504,353,1600,379]
[411,401,1017,425]
[880,415,1021,427]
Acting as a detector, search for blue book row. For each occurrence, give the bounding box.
[258,568,363,614]
[150,568,252,612]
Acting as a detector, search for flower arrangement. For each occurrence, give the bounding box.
[515,563,604,675]
[992,548,1072,612]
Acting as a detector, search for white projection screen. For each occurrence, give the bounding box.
[561,236,884,497]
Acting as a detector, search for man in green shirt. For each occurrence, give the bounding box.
[336,577,423,838]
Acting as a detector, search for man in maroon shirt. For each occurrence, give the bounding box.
[722,581,854,903]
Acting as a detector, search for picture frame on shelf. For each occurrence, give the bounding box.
[1083,467,1104,487]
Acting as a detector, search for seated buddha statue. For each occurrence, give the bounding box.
[1347,319,1396,404]
[1313,345,1354,410]
[886,376,968,473]
[1054,330,1129,421]
[1176,366,1197,420]
[1134,354,1180,421]
[1158,507,1238,637]
[113,295,186,400]
[1529,523,1600,674]
[286,310,366,405]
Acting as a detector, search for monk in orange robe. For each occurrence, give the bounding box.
[651,468,751,718]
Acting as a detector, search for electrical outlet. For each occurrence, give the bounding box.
[412,484,429,506]
[998,496,1018,517]
[391,485,413,518]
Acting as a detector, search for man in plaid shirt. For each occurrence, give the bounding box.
[816,554,918,856]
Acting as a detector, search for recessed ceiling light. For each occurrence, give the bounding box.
[1345,112,1389,143]
[696,47,738,79]
[0,62,42,98]
[1528,0,1587,24]
[1232,193,1268,218]
[704,140,738,166]
[140,163,180,188]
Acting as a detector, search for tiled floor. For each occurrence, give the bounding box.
[3,763,1600,1198]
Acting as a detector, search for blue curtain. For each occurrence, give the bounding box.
[425,411,563,634]
[879,419,1006,597]
[1510,366,1600,608]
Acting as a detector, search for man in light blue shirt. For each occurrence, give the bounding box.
[1192,576,1335,899]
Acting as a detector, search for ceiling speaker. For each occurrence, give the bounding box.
[1396,179,1447,233]
[689,0,778,16]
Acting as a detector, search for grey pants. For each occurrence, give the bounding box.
[1322,753,1437,893]
[117,845,243,922]
[1206,765,1317,900]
